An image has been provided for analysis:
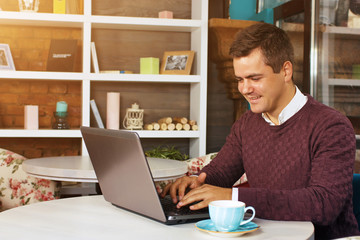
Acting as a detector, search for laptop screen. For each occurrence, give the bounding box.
[81,127,167,222]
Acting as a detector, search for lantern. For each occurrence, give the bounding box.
[18,0,40,12]
[123,103,144,130]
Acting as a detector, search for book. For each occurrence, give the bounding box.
[100,70,121,74]
[90,99,104,128]
[46,39,77,72]
[91,42,99,73]
[53,0,66,14]
[100,70,134,74]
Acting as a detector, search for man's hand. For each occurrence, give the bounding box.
[160,172,232,210]
[160,172,207,203]
[177,184,232,210]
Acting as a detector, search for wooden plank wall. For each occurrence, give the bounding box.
[92,0,191,18]
[92,29,190,74]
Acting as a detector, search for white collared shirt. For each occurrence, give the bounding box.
[261,86,308,126]
[232,86,308,201]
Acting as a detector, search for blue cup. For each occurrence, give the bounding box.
[209,200,255,232]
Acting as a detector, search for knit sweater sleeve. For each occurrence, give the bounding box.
[200,118,246,188]
[199,110,259,188]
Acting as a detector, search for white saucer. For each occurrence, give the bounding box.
[333,237,360,240]
[195,219,259,238]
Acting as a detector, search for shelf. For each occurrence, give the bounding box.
[90,16,201,32]
[0,11,84,28]
[0,71,84,80]
[0,129,199,139]
[321,25,360,40]
[0,12,202,32]
[135,130,200,138]
[0,11,201,32]
[0,71,201,83]
[90,73,201,83]
[328,78,360,86]
[0,129,81,138]
[323,25,360,35]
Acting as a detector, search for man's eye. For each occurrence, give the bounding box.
[236,78,243,82]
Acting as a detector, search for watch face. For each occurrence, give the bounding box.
[350,0,360,15]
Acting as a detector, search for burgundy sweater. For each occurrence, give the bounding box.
[201,96,359,239]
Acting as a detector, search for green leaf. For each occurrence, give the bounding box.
[145,145,189,161]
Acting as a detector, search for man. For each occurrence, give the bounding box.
[161,22,359,239]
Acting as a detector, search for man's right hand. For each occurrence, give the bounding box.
[160,172,207,204]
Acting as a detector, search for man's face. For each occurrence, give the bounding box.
[233,48,288,118]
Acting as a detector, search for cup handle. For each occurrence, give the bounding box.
[240,206,256,225]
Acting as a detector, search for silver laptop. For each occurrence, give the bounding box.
[80,126,209,225]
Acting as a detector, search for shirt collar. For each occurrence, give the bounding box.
[262,86,308,125]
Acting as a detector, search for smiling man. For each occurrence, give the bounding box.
[162,22,359,239]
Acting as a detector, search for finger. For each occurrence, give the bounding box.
[178,176,197,200]
[169,183,181,203]
[189,200,209,210]
[177,188,206,208]
[177,183,187,201]
[160,182,172,198]
[197,172,207,184]
[185,184,208,199]
[190,172,207,189]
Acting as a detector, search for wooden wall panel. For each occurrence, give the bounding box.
[92,0,191,18]
[92,29,190,73]
[90,82,190,128]
[90,81,191,155]
[0,138,81,158]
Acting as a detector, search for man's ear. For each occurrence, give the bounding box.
[283,61,293,83]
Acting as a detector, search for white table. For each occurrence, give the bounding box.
[0,195,314,240]
[23,156,188,182]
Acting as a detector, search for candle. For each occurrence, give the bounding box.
[106,92,120,130]
[159,11,173,19]
[56,101,68,112]
[140,57,159,74]
[24,105,39,130]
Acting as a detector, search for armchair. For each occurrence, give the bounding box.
[0,148,60,211]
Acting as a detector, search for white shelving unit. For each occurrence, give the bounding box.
[0,0,208,158]
[321,25,360,105]
[320,25,360,139]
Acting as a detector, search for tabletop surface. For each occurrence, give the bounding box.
[0,195,314,240]
[23,156,188,182]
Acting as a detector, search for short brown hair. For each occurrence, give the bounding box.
[229,22,294,73]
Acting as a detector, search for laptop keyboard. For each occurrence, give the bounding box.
[160,196,208,216]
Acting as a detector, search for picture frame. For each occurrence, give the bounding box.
[160,50,195,75]
[0,44,15,71]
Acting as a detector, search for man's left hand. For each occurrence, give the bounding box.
[177,184,232,210]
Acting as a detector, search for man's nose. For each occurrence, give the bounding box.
[239,80,252,94]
